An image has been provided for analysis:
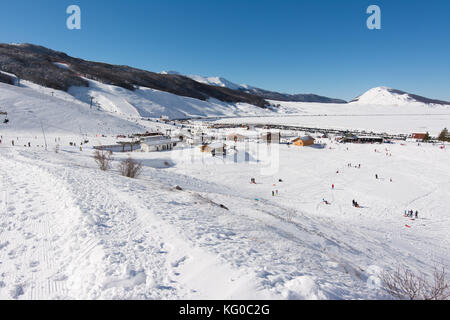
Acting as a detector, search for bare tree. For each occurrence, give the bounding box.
[381,265,449,300]
[93,150,113,171]
[426,266,450,300]
[118,157,143,178]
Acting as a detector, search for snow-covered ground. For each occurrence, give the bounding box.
[0,130,449,299]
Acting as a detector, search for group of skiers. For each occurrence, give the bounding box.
[9,139,31,147]
[404,210,419,219]
[3,136,87,150]
[249,177,283,198]
[9,139,39,148]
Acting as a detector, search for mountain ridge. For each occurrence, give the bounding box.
[163,72,348,104]
[0,43,269,108]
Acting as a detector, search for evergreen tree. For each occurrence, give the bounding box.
[438,128,449,142]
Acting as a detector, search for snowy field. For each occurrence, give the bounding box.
[0,132,449,299]
[213,100,450,136]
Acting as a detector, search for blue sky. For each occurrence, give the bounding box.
[0,0,449,101]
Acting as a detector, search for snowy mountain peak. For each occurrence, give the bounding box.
[159,72,246,91]
[186,75,245,91]
[161,72,346,104]
[351,87,450,106]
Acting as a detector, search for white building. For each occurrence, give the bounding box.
[140,135,179,152]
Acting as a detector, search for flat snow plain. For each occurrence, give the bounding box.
[213,100,450,136]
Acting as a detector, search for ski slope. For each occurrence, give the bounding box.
[0,78,273,137]
[1,68,272,122]
[0,82,144,135]
[68,79,271,120]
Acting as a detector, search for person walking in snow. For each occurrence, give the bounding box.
[375,174,378,179]
[332,184,335,190]
[11,140,14,146]
[415,211,419,219]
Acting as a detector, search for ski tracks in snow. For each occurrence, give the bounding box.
[0,151,80,299]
